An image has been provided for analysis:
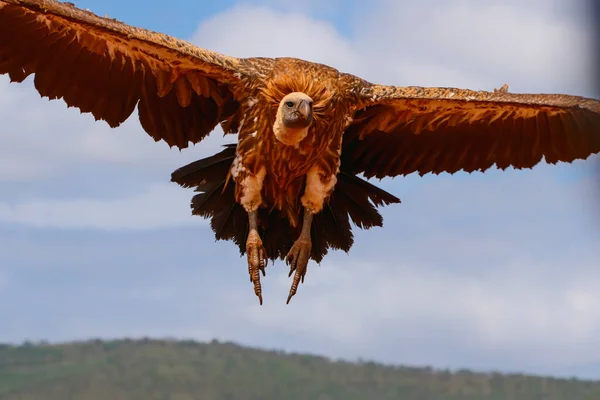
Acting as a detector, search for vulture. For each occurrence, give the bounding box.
[1,0,600,304]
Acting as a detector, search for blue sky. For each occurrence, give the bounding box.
[1,0,600,380]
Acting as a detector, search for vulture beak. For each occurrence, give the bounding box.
[298,99,312,119]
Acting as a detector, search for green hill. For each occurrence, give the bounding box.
[0,339,598,400]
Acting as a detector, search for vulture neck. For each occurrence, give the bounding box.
[272,120,310,146]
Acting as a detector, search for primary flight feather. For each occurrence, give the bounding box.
[1,0,599,304]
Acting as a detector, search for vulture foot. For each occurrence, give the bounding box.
[286,235,312,304]
[246,228,267,305]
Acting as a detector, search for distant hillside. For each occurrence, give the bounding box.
[0,339,598,400]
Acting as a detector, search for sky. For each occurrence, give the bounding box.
[1,0,600,380]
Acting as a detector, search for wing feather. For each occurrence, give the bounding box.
[0,0,257,149]
[343,84,600,178]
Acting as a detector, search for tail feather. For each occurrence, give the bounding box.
[171,144,401,263]
[309,203,354,262]
[190,180,227,218]
[210,200,248,250]
[170,144,236,188]
[337,171,400,207]
[330,185,382,230]
[260,211,295,262]
[191,175,249,252]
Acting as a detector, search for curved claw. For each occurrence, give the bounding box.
[246,229,267,305]
[285,239,312,304]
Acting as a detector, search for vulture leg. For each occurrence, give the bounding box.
[246,209,267,305]
[285,209,314,304]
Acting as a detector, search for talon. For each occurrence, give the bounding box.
[259,247,267,276]
[285,239,312,304]
[246,228,267,305]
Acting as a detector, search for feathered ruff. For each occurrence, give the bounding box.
[170,144,401,263]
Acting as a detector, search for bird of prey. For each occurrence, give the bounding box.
[2,0,599,304]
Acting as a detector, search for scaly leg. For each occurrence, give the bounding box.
[285,209,313,304]
[285,162,338,304]
[246,210,267,305]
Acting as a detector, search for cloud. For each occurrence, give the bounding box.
[192,0,595,95]
[2,208,598,377]
[356,1,594,94]
[246,258,600,372]
[192,5,360,72]
[0,182,204,230]
[0,77,230,183]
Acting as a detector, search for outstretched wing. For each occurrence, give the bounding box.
[342,84,600,178]
[0,0,261,149]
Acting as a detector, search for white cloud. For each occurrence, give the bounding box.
[197,0,594,95]
[249,257,600,372]
[192,5,360,72]
[0,182,204,230]
[355,0,594,93]
[0,77,230,182]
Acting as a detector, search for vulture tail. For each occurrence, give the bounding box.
[170,144,248,251]
[170,143,237,189]
[171,144,401,263]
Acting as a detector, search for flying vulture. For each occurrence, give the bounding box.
[1,0,599,304]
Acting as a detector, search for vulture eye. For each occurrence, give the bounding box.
[285,101,294,108]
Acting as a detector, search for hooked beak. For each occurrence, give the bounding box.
[298,99,312,119]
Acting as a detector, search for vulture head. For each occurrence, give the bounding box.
[273,92,314,146]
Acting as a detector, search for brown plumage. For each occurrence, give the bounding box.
[1,0,600,304]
